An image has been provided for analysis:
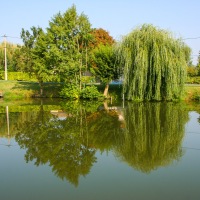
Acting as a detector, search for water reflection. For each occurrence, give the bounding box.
[114,102,189,173]
[0,101,190,186]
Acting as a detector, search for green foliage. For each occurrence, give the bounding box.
[187,66,198,77]
[44,5,92,84]
[17,5,93,94]
[80,85,103,100]
[0,71,37,81]
[0,42,20,72]
[59,84,80,99]
[186,76,200,84]
[196,51,200,75]
[116,24,191,101]
[91,44,118,84]
[81,76,95,84]
[1,100,197,184]
[114,102,188,172]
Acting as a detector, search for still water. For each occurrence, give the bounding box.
[0,100,200,200]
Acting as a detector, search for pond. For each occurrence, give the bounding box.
[0,99,200,200]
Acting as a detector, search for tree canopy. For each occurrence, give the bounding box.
[89,28,115,48]
[16,5,93,95]
[89,28,118,97]
[0,42,20,72]
[91,44,119,96]
[116,24,191,101]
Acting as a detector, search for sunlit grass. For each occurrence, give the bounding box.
[185,85,200,101]
[0,81,62,100]
[0,80,200,102]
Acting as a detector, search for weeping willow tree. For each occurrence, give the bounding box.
[116,24,191,101]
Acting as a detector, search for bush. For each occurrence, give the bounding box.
[186,76,200,84]
[59,84,80,99]
[0,71,37,81]
[80,85,103,100]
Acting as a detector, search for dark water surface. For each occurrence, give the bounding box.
[0,100,200,200]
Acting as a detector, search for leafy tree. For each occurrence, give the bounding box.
[0,42,20,72]
[187,65,198,77]
[196,51,200,76]
[16,26,55,95]
[89,28,115,48]
[116,24,191,101]
[17,5,92,96]
[88,28,117,97]
[91,44,119,97]
[45,5,92,89]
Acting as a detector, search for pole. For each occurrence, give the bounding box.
[6,106,10,136]
[4,35,7,81]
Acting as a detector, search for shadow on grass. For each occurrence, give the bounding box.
[13,81,64,97]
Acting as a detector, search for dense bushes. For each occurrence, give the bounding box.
[80,85,103,100]
[60,84,103,100]
[0,71,37,81]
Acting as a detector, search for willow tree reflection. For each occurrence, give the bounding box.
[114,102,189,173]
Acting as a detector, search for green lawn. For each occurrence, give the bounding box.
[0,81,62,100]
[0,80,200,102]
[185,84,200,101]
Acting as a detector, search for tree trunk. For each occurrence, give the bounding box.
[103,83,109,97]
[39,81,44,97]
[103,101,108,110]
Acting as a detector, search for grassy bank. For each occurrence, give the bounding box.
[0,80,200,102]
[0,81,62,100]
[184,84,200,101]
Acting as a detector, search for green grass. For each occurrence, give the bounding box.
[0,80,200,102]
[0,81,63,100]
[185,84,200,101]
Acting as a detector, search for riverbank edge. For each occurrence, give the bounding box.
[0,81,200,102]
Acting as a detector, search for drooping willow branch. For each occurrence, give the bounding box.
[116,24,191,101]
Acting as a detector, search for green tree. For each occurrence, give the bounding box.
[45,5,92,89]
[116,24,191,101]
[0,42,20,72]
[16,26,55,95]
[91,44,119,97]
[196,51,200,75]
[17,5,92,96]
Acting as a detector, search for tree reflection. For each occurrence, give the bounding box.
[15,103,97,187]
[113,102,189,173]
[14,101,190,186]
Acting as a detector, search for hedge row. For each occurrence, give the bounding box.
[0,71,37,81]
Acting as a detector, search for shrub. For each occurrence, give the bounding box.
[59,84,80,99]
[80,85,103,100]
[0,71,37,81]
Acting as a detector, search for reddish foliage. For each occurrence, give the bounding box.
[89,28,115,48]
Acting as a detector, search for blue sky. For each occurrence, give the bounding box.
[1,0,200,64]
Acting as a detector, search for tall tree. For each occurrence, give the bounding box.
[91,44,119,97]
[17,5,92,95]
[196,51,200,75]
[45,5,92,88]
[0,42,20,72]
[116,24,191,101]
[17,26,54,95]
[89,28,117,97]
